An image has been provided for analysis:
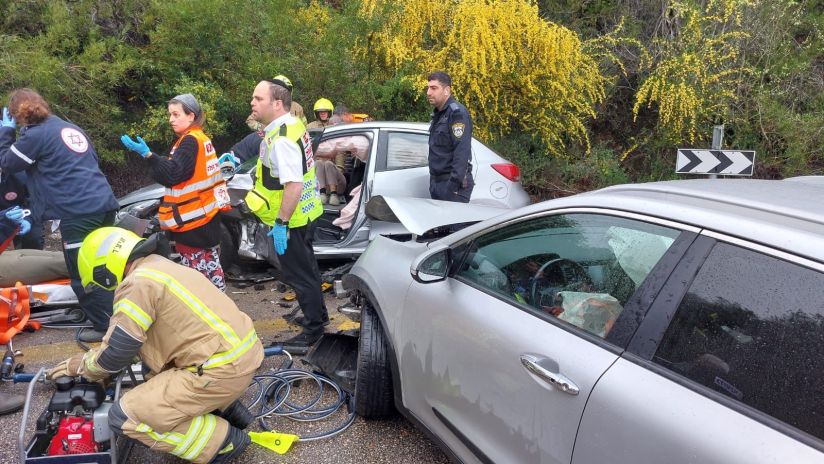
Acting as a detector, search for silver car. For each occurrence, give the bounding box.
[116,121,530,266]
[344,179,824,463]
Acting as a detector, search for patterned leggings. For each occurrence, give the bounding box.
[176,244,226,292]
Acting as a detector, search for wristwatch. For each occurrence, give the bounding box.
[275,217,288,226]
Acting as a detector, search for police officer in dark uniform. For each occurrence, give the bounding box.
[427,71,474,203]
[0,88,119,342]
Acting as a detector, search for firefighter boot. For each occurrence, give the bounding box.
[210,425,251,464]
[218,400,255,430]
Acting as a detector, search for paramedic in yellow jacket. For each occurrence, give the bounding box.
[48,227,263,464]
[247,79,328,352]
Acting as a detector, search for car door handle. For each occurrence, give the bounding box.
[520,354,580,396]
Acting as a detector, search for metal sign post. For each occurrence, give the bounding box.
[676,125,756,176]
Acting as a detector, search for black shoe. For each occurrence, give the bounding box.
[0,393,24,416]
[280,332,323,355]
[78,329,106,343]
[209,425,250,464]
[291,315,330,328]
[218,400,254,430]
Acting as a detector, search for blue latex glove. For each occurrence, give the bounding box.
[218,152,239,168]
[5,206,25,223]
[268,223,289,255]
[120,135,151,157]
[18,219,30,235]
[2,107,16,129]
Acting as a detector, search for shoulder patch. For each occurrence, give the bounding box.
[451,122,465,138]
[60,127,89,154]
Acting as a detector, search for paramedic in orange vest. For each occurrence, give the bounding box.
[121,94,231,291]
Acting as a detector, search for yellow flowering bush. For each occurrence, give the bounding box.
[633,0,752,142]
[358,0,609,156]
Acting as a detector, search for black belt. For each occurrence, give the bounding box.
[431,174,451,181]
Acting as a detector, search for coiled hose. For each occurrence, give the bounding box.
[245,351,357,442]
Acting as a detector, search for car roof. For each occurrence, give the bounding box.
[511,179,824,262]
[322,121,431,132]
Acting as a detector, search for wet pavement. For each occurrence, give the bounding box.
[0,273,449,463]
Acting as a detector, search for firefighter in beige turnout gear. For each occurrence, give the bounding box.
[48,227,264,463]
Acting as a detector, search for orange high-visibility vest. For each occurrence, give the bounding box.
[157,127,231,232]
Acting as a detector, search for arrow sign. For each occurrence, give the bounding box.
[676,149,755,176]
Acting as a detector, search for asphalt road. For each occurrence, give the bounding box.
[0,273,449,464]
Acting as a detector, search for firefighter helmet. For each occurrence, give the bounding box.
[78,227,144,291]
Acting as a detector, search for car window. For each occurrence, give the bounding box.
[385,132,429,170]
[456,214,681,339]
[653,242,824,440]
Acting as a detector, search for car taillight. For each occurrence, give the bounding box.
[491,163,521,182]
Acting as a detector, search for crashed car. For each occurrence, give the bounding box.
[117,121,530,268]
[343,179,824,463]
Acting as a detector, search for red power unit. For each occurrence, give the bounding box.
[47,416,99,455]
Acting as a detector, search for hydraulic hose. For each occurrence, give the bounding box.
[245,351,356,442]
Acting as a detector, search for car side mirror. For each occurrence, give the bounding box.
[411,244,451,283]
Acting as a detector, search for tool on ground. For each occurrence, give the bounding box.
[18,367,137,463]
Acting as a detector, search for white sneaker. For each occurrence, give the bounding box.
[329,193,341,206]
[319,193,328,204]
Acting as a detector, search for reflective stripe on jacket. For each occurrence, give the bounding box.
[244,119,322,227]
[89,255,263,377]
[158,128,230,232]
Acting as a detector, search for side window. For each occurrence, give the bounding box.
[385,132,428,170]
[315,134,372,183]
[653,243,824,440]
[456,214,681,339]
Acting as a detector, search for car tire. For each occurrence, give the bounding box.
[355,302,395,418]
[219,221,238,269]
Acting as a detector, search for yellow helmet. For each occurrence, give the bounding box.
[272,74,293,91]
[313,98,334,113]
[78,227,144,291]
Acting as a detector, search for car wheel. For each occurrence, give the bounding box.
[355,302,395,418]
[219,221,238,269]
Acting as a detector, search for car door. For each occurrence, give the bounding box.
[397,211,690,464]
[573,234,824,463]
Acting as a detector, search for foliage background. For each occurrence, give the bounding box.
[1,0,822,197]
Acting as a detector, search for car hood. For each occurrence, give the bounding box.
[118,183,163,207]
[365,195,509,236]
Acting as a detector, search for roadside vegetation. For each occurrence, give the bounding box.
[1,0,822,197]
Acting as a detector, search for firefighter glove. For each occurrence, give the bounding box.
[48,354,84,380]
[1,107,15,129]
[268,223,288,255]
[120,135,151,157]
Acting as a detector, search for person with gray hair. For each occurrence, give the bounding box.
[121,93,231,291]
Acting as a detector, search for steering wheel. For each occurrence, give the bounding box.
[530,258,593,307]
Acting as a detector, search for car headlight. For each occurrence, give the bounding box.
[116,199,161,221]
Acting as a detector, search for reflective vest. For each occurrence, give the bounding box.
[244,119,322,227]
[158,128,230,232]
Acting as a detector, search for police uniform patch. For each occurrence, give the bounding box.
[452,123,465,138]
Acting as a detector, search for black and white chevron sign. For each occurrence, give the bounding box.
[676,149,755,176]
